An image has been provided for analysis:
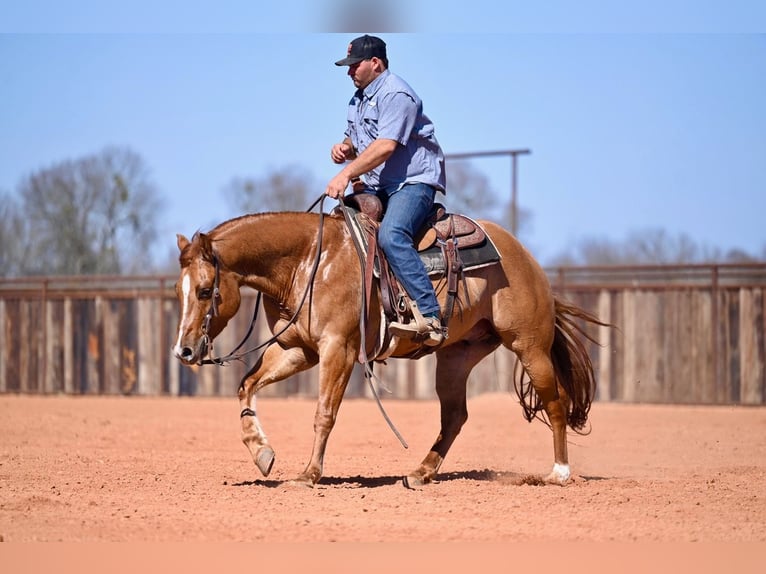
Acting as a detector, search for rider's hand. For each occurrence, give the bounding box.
[325,172,351,199]
[331,142,354,164]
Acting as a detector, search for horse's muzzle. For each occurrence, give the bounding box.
[173,337,208,365]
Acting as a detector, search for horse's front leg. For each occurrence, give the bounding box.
[292,344,356,487]
[238,343,316,477]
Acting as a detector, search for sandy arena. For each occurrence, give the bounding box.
[1,392,764,543]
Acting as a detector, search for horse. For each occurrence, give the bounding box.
[172,206,604,487]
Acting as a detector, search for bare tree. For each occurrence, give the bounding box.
[223,165,318,214]
[442,161,499,221]
[14,146,162,276]
[0,193,31,277]
[444,160,533,239]
[548,227,763,266]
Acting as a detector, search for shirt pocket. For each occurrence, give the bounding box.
[360,102,380,137]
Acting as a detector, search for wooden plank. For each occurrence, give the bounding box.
[120,300,138,395]
[0,299,5,393]
[596,290,612,402]
[659,291,675,402]
[491,347,515,394]
[19,300,30,393]
[393,358,409,399]
[99,300,122,395]
[762,287,766,404]
[164,300,180,396]
[695,291,715,402]
[30,300,43,393]
[633,291,660,402]
[716,289,734,403]
[44,300,59,393]
[740,288,764,404]
[414,354,434,399]
[608,291,624,401]
[196,356,218,397]
[685,290,701,402]
[621,290,638,401]
[137,298,160,395]
[63,299,75,394]
[672,290,693,403]
[84,299,101,394]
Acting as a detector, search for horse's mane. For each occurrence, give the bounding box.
[207,211,316,238]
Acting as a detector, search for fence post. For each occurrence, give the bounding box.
[711,265,720,399]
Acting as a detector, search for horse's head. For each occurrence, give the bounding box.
[173,231,242,365]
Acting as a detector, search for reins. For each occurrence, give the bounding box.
[338,196,408,449]
[197,193,407,449]
[198,195,327,366]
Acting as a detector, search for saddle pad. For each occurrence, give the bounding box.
[421,237,501,276]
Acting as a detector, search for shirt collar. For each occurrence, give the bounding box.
[358,69,390,101]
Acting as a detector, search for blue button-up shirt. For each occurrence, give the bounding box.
[345,70,446,194]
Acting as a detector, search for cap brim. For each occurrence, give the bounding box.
[335,57,365,66]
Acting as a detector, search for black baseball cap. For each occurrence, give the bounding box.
[335,35,387,66]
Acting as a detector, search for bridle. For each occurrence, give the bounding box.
[200,252,222,356]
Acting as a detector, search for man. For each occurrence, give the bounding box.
[326,35,446,347]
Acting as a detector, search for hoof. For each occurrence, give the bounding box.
[402,474,427,489]
[286,478,314,489]
[255,446,275,477]
[543,473,567,486]
[544,463,571,486]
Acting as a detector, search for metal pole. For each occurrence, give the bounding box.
[511,153,518,235]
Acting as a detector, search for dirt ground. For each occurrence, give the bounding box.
[1,392,765,543]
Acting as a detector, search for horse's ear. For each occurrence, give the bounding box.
[197,232,215,260]
[177,234,190,252]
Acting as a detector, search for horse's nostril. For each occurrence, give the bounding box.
[180,347,194,360]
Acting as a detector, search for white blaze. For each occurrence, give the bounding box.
[173,272,193,355]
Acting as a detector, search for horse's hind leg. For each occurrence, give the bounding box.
[404,340,497,488]
[238,343,316,477]
[517,346,572,484]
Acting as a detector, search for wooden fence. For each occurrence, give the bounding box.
[1,263,764,404]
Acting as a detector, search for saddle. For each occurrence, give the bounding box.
[334,192,501,361]
[343,193,487,252]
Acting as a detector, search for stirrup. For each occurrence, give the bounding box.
[388,301,444,347]
[389,317,444,347]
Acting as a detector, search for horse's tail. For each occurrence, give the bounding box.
[551,297,610,431]
[514,296,610,431]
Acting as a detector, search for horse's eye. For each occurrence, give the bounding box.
[198,287,213,300]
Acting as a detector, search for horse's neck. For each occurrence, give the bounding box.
[214,213,317,293]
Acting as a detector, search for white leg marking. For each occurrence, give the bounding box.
[552,462,571,483]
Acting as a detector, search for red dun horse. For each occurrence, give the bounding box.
[173,210,603,487]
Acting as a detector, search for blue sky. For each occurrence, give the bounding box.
[1,3,765,265]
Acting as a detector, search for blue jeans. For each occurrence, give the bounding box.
[375,183,441,318]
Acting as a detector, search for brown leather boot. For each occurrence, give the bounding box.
[389,316,444,347]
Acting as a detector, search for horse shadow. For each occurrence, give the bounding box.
[232,469,610,489]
